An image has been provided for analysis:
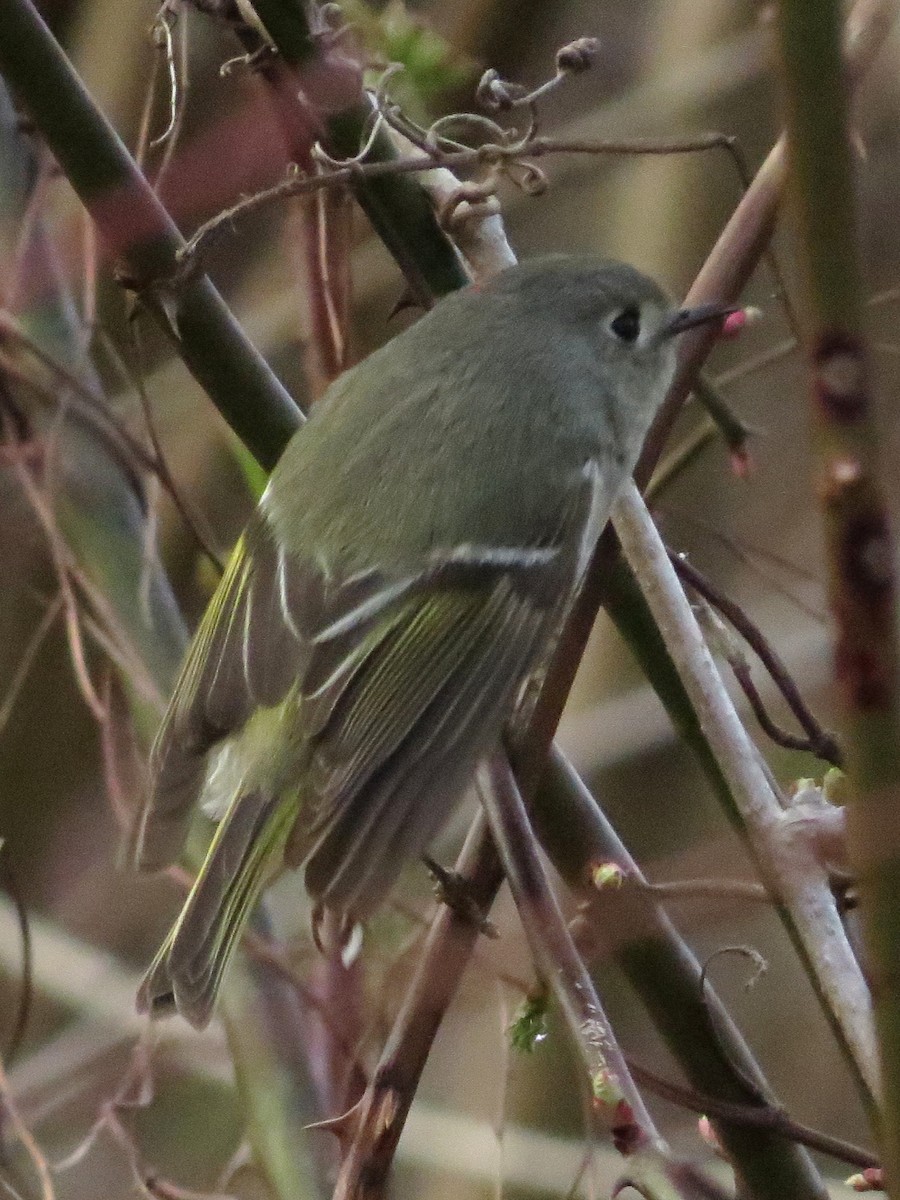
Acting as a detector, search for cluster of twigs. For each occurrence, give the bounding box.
[175,37,744,276]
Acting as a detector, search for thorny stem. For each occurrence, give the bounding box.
[332,817,504,1200]
[777,0,900,1181]
[476,754,659,1155]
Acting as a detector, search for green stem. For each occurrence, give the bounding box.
[0,0,301,470]
[246,0,469,305]
[778,0,900,1177]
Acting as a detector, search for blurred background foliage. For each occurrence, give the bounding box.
[1,0,898,1197]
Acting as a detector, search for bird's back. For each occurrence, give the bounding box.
[264,281,610,576]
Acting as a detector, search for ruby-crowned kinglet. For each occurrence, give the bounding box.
[136,255,731,1027]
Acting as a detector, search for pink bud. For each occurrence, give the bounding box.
[721,306,762,338]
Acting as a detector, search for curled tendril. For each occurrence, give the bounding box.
[311,102,385,169]
[475,68,529,113]
[372,60,406,107]
[437,175,502,232]
[473,36,601,144]
[219,38,276,75]
[317,2,345,30]
[308,0,355,46]
[508,159,548,196]
[426,111,509,154]
[149,5,179,148]
[151,5,175,49]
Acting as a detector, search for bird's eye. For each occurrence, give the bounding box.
[609,306,641,342]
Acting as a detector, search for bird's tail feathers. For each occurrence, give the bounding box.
[137,787,295,1029]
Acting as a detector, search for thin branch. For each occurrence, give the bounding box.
[625,878,770,905]
[10,441,109,722]
[0,1051,55,1200]
[0,593,62,740]
[177,132,741,271]
[732,660,830,758]
[538,749,828,1200]
[667,512,828,624]
[671,552,843,764]
[612,480,878,1102]
[627,1062,878,1170]
[128,324,225,574]
[635,0,897,487]
[477,754,660,1156]
[332,816,505,1200]
[0,308,158,480]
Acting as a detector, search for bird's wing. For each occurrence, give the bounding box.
[132,460,604,875]
[288,459,613,917]
[288,545,569,916]
[131,513,322,869]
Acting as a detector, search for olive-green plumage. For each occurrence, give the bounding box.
[135,255,720,1028]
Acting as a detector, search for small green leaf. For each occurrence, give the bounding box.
[509,992,550,1053]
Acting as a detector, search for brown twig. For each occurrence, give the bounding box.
[0,308,158,483]
[299,183,354,394]
[0,592,62,740]
[128,323,225,574]
[0,1046,55,1200]
[332,817,504,1200]
[176,132,742,272]
[9,437,108,722]
[667,511,828,624]
[671,552,843,764]
[624,877,770,905]
[627,1062,878,1170]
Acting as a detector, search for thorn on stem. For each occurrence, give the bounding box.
[423,855,499,937]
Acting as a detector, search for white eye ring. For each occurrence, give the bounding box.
[608,306,642,343]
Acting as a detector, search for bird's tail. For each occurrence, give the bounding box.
[137,788,295,1028]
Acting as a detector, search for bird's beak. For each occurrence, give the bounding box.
[661,302,738,339]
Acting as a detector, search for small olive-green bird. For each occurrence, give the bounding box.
[135,255,729,1027]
